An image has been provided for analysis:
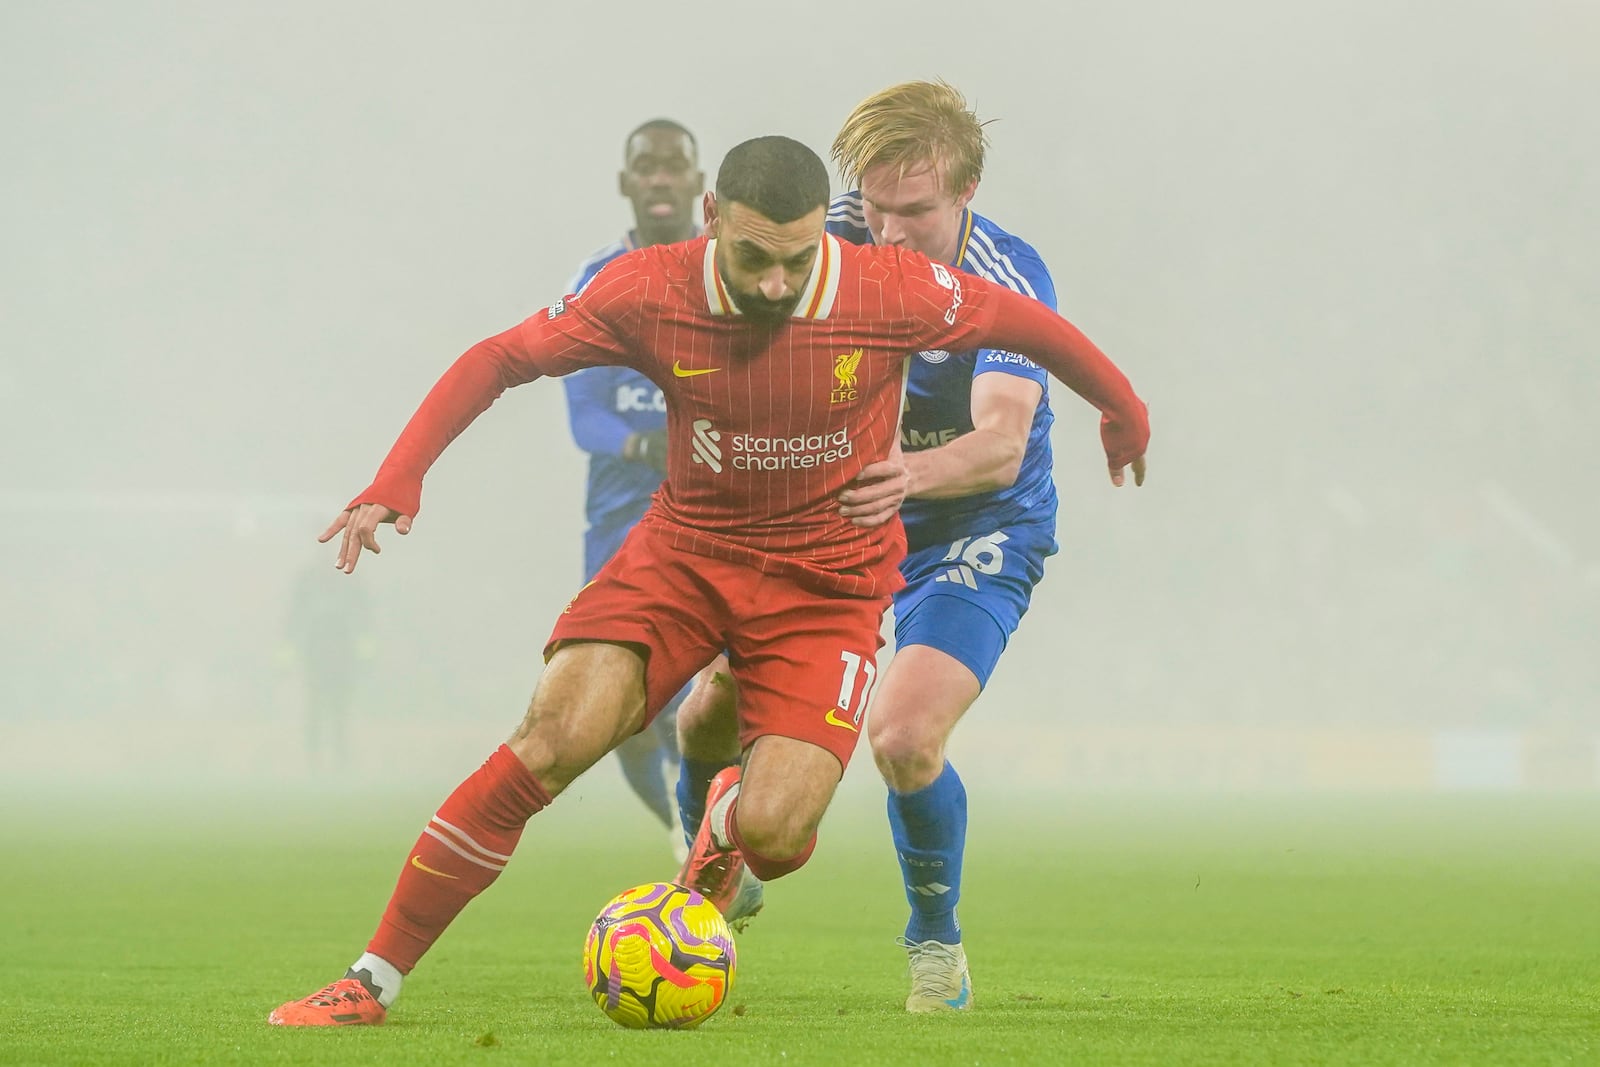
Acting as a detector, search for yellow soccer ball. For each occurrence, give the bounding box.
[582,881,736,1029]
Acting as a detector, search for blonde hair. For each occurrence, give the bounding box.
[831,79,991,196]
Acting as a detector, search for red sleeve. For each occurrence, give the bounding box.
[972,284,1150,469]
[350,260,641,517]
[893,249,1149,470]
[887,247,998,356]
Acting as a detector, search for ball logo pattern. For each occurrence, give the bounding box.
[582,881,737,1029]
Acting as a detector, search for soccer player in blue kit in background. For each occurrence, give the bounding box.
[674,81,1086,1011]
[562,119,704,855]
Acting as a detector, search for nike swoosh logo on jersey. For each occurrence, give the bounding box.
[410,854,459,879]
[672,360,721,377]
[824,708,858,732]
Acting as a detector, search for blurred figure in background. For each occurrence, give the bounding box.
[283,553,374,774]
[560,119,705,852]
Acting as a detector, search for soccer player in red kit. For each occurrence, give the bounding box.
[270,135,1147,1026]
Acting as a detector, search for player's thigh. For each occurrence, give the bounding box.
[739,733,846,845]
[867,637,984,757]
[511,640,652,792]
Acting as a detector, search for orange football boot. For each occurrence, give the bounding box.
[675,766,762,929]
[268,977,386,1026]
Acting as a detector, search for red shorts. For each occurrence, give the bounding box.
[546,524,889,770]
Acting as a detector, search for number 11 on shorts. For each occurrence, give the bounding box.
[836,650,879,728]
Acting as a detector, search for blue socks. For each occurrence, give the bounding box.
[887,761,967,945]
[676,756,736,847]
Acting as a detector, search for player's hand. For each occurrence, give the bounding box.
[625,429,669,474]
[1102,402,1149,488]
[319,503,412,574]
[1110,454,1147,488]
[838,458,909,528]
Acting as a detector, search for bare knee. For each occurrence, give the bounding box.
[733,737,839,862]
[868,706,946,793]
[731,785,820,860]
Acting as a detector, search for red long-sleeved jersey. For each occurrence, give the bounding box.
[354,234,1147,598]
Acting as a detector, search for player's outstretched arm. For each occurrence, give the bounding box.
[351,327,550,515]
[343,261,640,523]
[318,503,412,575]
[327,259,640,571]
[325,322,553,575]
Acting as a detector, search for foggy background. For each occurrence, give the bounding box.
[3,0,1595,797]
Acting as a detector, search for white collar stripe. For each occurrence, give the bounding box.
[962,238,1014,289]
[699,234,840,319]
[701,239,733,315]
[792,234,840,319]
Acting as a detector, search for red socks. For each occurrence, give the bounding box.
[366,745,551,972]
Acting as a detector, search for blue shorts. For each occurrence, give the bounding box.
[893,518,1057,688]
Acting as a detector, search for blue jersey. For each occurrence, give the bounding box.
[827,193,1059,551]
[561,232,670,579]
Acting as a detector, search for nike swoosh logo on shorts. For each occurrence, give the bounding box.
[824,708,858,732]
[672,360,721,377]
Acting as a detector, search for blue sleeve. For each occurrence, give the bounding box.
[563,368,631,456]
[974,254,1056,386]
[568,261,601,297]
[826,191,873,247]
[1019,258,1058,313]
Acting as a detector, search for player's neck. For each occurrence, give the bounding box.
[929,228,963,267]
[925,210,968,267]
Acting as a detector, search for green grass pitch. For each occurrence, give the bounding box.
[2,784,1595,1065]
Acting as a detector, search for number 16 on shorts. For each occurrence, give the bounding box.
[934,532,1009,590]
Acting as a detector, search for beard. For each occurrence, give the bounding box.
[719,266,801,322]
[728,287,800,322]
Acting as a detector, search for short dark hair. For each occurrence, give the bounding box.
[624,118,698,161]
[714,136,830,224]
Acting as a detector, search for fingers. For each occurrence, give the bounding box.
[849,460,901,485]
[839,460,909,519]
[358,520,383,555]
[1108,455,1148,488]
[332,504,404,573]
[317,510,351,544]
[838,479,900,508]
[328,503,410,573]
[846,504,898,528]
[839,476,907,521]
[340,515,369,573]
